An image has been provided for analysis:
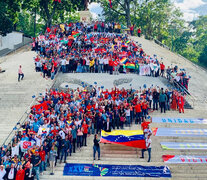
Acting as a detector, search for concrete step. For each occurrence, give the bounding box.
[41,174,170,180]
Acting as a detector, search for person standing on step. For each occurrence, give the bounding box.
[93,134,100,160]
[60,136,70,164]
[82,121,89,146]
[143,124,152,139]
[49,146,57,175]
[152,88,159,111]
[178,93,185,113]
[15,165,25,180]
[159,88,167,113]
[71,125,77,153]
[4,164,17,180]
[0,165,6,180]
[137,28,141,37]
[31,151,41,180]
[25,164,36,180]
[103,118,112,132]
[135,101,142,124]
[18,65,24,82]
[140,134,152,162]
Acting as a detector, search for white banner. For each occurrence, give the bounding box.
[163,155,207,164]
[152,117,207,124]
[161,142,207,150]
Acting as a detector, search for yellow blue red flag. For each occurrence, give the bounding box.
[100,130,146,149]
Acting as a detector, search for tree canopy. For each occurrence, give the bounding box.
[1,0,206,67]
[100,0,207,67]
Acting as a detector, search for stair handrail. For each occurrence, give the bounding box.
[1,66,61,147]
[148,35,207,73]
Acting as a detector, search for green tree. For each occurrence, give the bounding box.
[0,0,22,36]
[100,0,133,27]
[198,45,207,66]
[0,2,13,36]
[22,0,84,28]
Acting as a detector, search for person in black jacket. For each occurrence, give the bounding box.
[103,118,112,132]
[152,88,159,110]
[93,134,100,160]
[4,164,17,180]
[25,164,36,180]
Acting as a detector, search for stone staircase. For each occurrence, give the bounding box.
[40,108,207,180]
[0,49,52,145]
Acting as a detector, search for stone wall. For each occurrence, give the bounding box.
[0,31,23,51]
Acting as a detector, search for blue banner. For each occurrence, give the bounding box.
[152,117,207,124]
[63,163,171,178]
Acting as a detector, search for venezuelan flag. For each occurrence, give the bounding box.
[100,130,146,149]
[125,62,135,69]
[120,57,128,64]
[42,128,47,134]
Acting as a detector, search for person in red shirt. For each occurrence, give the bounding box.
[178,94,185,113]
[109,58,113,75]
[43,63,48,78]
[86,103,92,112]
[141,117,152,131]
[137,28,141,37]
[160,62,165,77]
[130,24,135,36]
[16,165,25,180]
[135,101,142,124]
[82,121,89,146]
[39,146,46,175]
[51,126,58,136]
[94,23,97,32]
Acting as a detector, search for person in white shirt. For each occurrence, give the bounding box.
[99,56,104,73]
[125,107,131,126]
[0,165,6,180]
[104,56,109,73]
[6,164,17,180]
[143,125,152,139]
[61,58,66,73]
[140,135,152,162]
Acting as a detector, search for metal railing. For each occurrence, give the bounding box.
[149,36,207,73]
[1,67,61,147]
[166,73,196,108]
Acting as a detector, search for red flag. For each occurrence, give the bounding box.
[109,0,112,8]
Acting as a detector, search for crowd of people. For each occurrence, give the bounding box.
[32,22,171,80]
[166,66,190,91]
[0,81,186,179]
[0,21,189,179]
[32,21,190,93]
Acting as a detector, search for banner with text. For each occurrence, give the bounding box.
[63,163,171,178]
[162,155,207,164]
[161,142,207,150]
[154,128,207,137]
[152,117,207,124]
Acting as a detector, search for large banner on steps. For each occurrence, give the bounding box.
[63,163,171,178]
[153,128,207,137]
[161,142,207,150]
[100,130,146,149]
[152,117,207,124]
[162,155,207,164]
